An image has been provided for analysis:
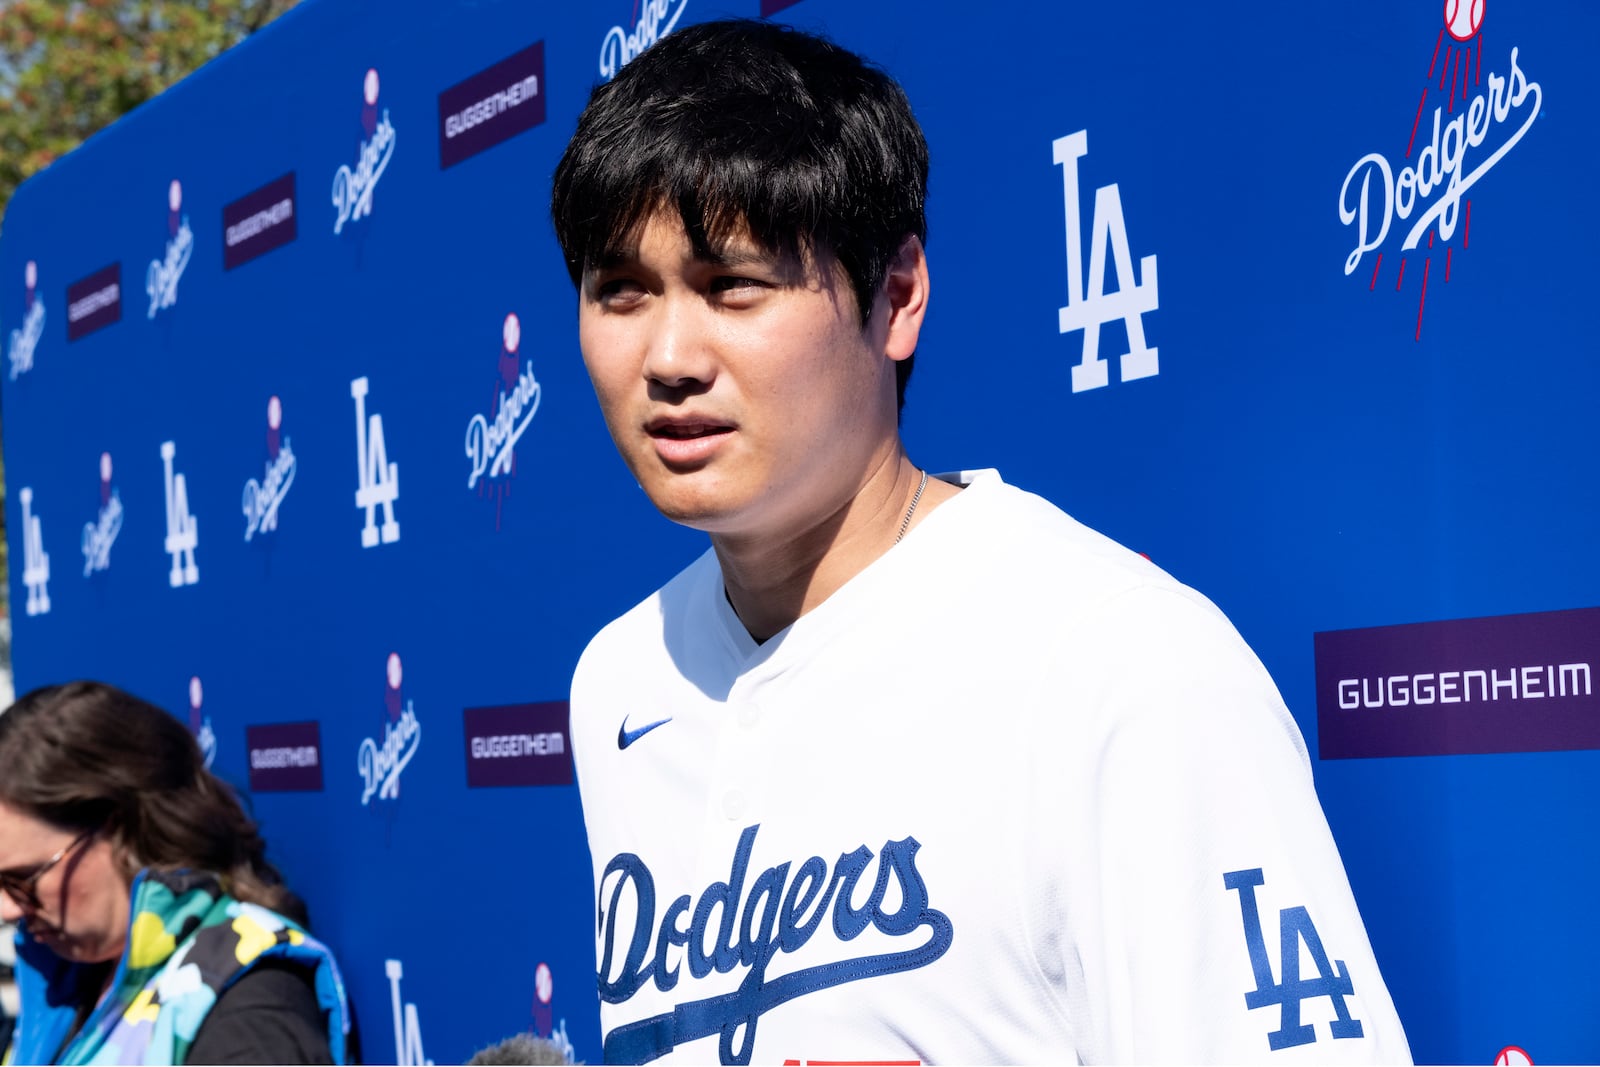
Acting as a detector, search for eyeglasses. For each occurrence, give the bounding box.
[0,828,96,909]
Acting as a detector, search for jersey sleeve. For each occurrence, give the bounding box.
[1033,584,1412,1065]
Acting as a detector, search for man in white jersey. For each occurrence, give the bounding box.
[551,19,1410,1066]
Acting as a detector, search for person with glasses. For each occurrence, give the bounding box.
[0,681,352,1065]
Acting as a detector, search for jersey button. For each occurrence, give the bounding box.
[722,789,748,821]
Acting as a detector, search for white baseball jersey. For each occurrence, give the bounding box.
[570,470,1411,1065]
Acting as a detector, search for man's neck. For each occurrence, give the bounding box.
[713,457,957,642]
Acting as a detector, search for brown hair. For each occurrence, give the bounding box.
[0,681,297,917]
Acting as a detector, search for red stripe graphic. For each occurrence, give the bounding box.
[1407,89,1429,158]
[1415,258,1431,341]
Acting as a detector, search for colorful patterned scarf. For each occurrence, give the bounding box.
[8,869,349,1065]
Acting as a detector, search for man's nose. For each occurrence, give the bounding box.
[641,298,716,390]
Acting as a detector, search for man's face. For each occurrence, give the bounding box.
[578,211,905,541]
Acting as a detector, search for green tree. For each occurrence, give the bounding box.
[0,0,300,212]
[0,0,296,614]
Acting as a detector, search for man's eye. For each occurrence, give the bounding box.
[710,276,765,295]
[596,278,644,302]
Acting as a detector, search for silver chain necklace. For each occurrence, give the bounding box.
[894,469,929,545]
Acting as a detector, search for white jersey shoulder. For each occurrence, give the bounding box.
[569,468,1410,1065]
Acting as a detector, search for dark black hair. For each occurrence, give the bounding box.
[550,18,929,409]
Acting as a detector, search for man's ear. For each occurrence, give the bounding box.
[881,234,929,364]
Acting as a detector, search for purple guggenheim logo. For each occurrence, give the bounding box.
[760,0,804,14]
[438,41,545,169]
[1315,606,1600,759]
[223,172,297,270]
[66,263,121,341]
[463,702,572,788]
[246,721,324,792]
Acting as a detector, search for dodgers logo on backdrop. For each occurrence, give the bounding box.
[189,675,217,769]
[530,962,576,1062]
[1224,868,1364,1051]
[334,68,397,235]
[465,312,542,528]
[243,395,297,541]
[599,0,687,80]
[384,959,433,1067]
[1051,130,1160,394]
[81,452,123,577]
[359,653,421,805]
[147,180,194,318]
[20,486,51,616]
[352,375,400,546]
[1337,3,1541,339]
[161,440,200,586]
[9,260,45,379]
[597,824,953,1065]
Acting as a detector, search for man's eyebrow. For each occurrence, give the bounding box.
[699,245,773,268]
[591,247,639,272]
[589,245,779,272]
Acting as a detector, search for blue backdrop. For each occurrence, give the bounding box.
[3,1,1595,1063]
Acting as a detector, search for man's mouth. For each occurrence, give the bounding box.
[647,420,733,440]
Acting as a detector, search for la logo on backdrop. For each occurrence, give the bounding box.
[599,0,687,80]
[1051,130,1161,394]
[243,395,297,541]
[383,959,432,1067]
[189,675,217,770]
[1338,0,1541,338]
[359,652,422,806]
[147,179,194,318]
[333,68,397,235]
[8,260,45,379]
[465,312,542,527]
[352,375,400,546]
[81,451,123,577]
[20,486,51,616]
[161,440,200,586]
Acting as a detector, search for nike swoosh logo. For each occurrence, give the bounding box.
[618,715,673,750]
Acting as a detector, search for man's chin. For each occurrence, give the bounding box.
[634,471,742,530]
